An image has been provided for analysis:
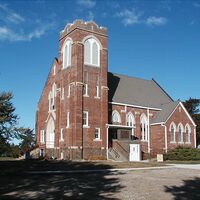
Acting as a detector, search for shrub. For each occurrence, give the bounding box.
[164,146,200,161]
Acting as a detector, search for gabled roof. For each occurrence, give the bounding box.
[150,101,180,124]
[108,72,173,109]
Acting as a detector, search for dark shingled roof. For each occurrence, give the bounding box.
[108,72,173,109]
[150,101,180,124]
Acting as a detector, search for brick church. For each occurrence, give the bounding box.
[36,20,196,161]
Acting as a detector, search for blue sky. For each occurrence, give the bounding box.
[0,0,200,134]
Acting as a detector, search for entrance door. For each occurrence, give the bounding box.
[46,117,55,148]
[129,144,140,161]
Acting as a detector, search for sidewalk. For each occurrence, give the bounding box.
[26,165,174,175]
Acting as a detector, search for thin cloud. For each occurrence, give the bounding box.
[77,0,96,9]
[116,8,168,27]
[0,23,54,42]
[146,16,168,26]
[0,3,25,24]
[116,9,142,26]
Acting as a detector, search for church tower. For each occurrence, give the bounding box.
[57,20,108,159]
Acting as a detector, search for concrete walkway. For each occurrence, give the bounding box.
[172,164,200,170]
[26,163,200,175]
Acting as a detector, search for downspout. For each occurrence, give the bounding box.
[106,126,109,160]
[161,123,168,153]
[147,109,150,154]
[194,127,197,148]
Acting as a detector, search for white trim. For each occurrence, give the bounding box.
[151,122,165,126]
[66,112,70,128]
[107,124,134,128]
[60,128,64,141]
[109,102,161,111]
[147,109,150,153]
[180,102,196,126]
[53,65,56,75]
[95,85,100,98]
[162,124,168,153]
[83,83,88,96]
[106,127,109,160]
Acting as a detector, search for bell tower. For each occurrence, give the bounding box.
[58,20,108,159]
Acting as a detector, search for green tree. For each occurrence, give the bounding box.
[0,92,18,141]
[183,98,200,145]
[18,128,35,155]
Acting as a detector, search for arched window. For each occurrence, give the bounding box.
[84,38,100,66]
[46,117,55,148]
[112,110,121,123]
[62,39,72,68]
[48,83,56,111]
[178,123,183,143]
[170,122,176,142]
[185,124,191,143]
[126,113,135,127]
[140,114,148,141]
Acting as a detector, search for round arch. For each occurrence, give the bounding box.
[46,117,55,148]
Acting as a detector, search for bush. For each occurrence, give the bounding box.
[164,146,200,161]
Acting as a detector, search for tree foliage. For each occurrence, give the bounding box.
[183,98,200,145]
[0,91,35,157]
[0,92,18,140]
[18,128,35,154]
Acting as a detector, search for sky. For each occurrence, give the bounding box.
[0,0,200,135]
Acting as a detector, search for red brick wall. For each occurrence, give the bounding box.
[165,104,195,150]
[36,20,108,159]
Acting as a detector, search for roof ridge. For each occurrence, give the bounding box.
[108,71,151,82]
[151,78,174,102]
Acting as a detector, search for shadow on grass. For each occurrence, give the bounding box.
[165,177,200,200]
[0,160,124,199]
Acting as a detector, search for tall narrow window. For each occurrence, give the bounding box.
[185,124,191,143]
[95,74,100,97]
[83,71,88,96]
[112,110,121,123]
[84,38,100,66]
[60,128,64,141]
[126,113,135,127]
[61,87,64,100]
[94,128,100,140]
[84,40,91,64]
[40,130,45,143]
[53,65,56,75]
[48,83,56,111]
[170,123,176,142]
[67,84,71,97]
[66,112,70,128]
[140,114,148,141]
[83,111,88,127]
[178,124,183,143]
[63,39,72,68]
[92,42,98,65]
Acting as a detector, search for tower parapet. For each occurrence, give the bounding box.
[60,19,107,39]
